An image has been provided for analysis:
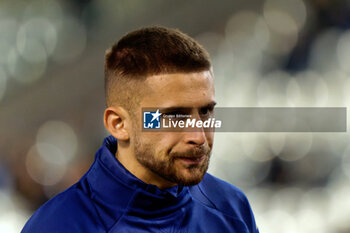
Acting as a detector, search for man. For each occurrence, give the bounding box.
[22,26,259,233]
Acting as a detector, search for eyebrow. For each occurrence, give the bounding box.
[160,101,217,112]
[200,101,217,109]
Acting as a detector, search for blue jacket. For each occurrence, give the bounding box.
[22,136,259,233]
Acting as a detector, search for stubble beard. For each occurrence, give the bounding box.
[133,136,211,187]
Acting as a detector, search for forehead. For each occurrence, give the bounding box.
[141,71,215,107]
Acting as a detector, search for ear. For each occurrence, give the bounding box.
[104,106,130,141]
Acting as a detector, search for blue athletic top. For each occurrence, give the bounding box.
[22,136,259,233]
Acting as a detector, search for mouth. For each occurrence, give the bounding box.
[177,155,205,165]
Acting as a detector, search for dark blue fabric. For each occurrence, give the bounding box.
[22,135,259,233]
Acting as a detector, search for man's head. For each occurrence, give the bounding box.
[104,26,211,111]
[103,26,215,189]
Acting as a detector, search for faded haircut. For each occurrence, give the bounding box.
[104,26,212,112]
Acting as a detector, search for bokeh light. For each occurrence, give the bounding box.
[240,134,274,162]
[51,17,87,63]
[0,18,18,65]
[258,209,297,233]
[36,120,78,162]
[337,30,350,73]
[16,17,57,62]
[0,67,7,101]
[0,191,29,233]
[26,143,67,186]
[279,133,313,161]
[257,70,291,106]
[341,145,350,180]
[7,47,47,84]
[263,0,306,55]
[309,29,341,72]
[25,120,77,186]
[22,0,63,26]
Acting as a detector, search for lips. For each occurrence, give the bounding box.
[177,155,205,165]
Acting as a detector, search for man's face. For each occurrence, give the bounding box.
[131,71,215,187]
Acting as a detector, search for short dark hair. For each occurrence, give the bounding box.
[104,26,212,109]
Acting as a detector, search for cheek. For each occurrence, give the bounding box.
[139,133,176,151]
[205,132,214,146]
[155,133,180,155]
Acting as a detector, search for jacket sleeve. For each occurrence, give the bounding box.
[238,191,259,233]
[196,173,260,233]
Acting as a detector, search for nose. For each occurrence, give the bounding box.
[184,130,206,146]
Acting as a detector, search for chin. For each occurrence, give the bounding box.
[173,166,208,186]
[178,177,204,186]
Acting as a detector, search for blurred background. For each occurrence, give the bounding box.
[1,0,350,232]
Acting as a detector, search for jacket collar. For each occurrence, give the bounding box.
[84,135,191,221]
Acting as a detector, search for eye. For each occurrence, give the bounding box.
[199,106,214,117]
[200,108,209,116]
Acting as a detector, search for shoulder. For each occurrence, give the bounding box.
[190,173,259,232]
[21,185,106,233]
[199,173,248,206]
